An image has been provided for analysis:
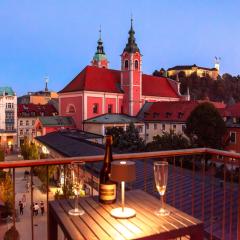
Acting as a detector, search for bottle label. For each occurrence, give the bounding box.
[99,184,116,201]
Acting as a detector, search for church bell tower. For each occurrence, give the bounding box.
[91,28,109,69]
[121,18,142,116]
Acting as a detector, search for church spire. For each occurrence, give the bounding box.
[91,26,109,68]
[96,26,105,54]
[124,17,140,53]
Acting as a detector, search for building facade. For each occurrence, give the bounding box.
[35,116,75,137]
[167,64,219,80]
[0,87,17,148]
[17,103,58,146]
[140,100,226,142]
[58,20,187,131]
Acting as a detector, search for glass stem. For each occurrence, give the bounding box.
[161,195,164,210]
[75,193,78,211]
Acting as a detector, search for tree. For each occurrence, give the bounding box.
[185,102,226,149]
[0,148,5,162]
[0,173,14,213]
[146,130,190,151]
[105,127,125,148]
[106,123,145,153]
[20,137,39,160]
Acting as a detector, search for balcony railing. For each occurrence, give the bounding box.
[0,148,239,240]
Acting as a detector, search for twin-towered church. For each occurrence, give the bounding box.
[58,19,187,130]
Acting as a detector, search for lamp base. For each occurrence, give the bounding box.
[110,207,136,219]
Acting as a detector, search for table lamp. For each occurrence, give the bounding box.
[110,160,136,219]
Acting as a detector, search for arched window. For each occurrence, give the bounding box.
[135,60,139,70]
[93,103,99,114]
[67,104,76,113]
[124,60,129,69]
[26,120,29,126]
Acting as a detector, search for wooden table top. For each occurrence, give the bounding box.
[49,190,203,240]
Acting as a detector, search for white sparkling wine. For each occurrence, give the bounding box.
[156,185,166,196]
[99,136,116,204]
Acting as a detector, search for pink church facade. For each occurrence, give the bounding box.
[59,20,186,130]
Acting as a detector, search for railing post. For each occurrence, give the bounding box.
[191,155,195,216]
[48,204,58,240]
[144,159,147,192]
[201,154,206,222]
[12,168,16,229]
[31,167,34,240]
[46,165,49,240]
[237,167,240,240]
[222,156,227,240]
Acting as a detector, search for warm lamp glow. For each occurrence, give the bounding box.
[110,207,136,219]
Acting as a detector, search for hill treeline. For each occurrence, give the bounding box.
[153,70,240,103]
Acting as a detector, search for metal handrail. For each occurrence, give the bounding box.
[1,147,240,169]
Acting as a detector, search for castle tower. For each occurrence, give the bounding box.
[214,57,221,72]
[91,28,109,68]
[121,18,142,116]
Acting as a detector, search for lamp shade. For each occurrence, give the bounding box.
[110,161,136,182]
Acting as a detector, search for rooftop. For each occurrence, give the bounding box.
[58,65,180,98]
[0,87,15,96]
[168,64,217,71]
[84,113,142,124]
[142,100,225,122]
[38,116,75,127]
[36,131,105,157]
[18,103,58,117]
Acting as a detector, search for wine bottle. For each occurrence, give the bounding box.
[99,135,116,204]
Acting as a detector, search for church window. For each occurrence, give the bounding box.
[135,60,139,69]
[67,104,76,113]
[108,104,113,113]
[124,60,129,69]
[93,103,99,114]
[230,132,236,144]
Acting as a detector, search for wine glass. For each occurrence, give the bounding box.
[154,161,170,216]
[68,161,85,216]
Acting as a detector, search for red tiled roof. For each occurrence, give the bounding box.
[142,74,179,98]
[143,100,225,122]
[18,104,58,117]
[59,65,179,98]
[59,66,122,94]
[143,101,198,122]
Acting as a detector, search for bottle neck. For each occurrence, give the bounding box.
[104,143,113,166]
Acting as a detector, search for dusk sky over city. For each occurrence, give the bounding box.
[0,0,240,95]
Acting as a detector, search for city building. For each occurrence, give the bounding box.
[58,19,188,131]
[17,103,58,146]
[35,116,75,136]
[140,100,226,142]
[222,102,240,153]
[18,79,58,105]
[167,63,219,80]
[0,87,17,149]
[83,113,144,136]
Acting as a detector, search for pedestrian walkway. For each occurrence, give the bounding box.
[0,156,50,240]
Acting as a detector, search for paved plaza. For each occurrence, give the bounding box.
[0,154,50,240]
